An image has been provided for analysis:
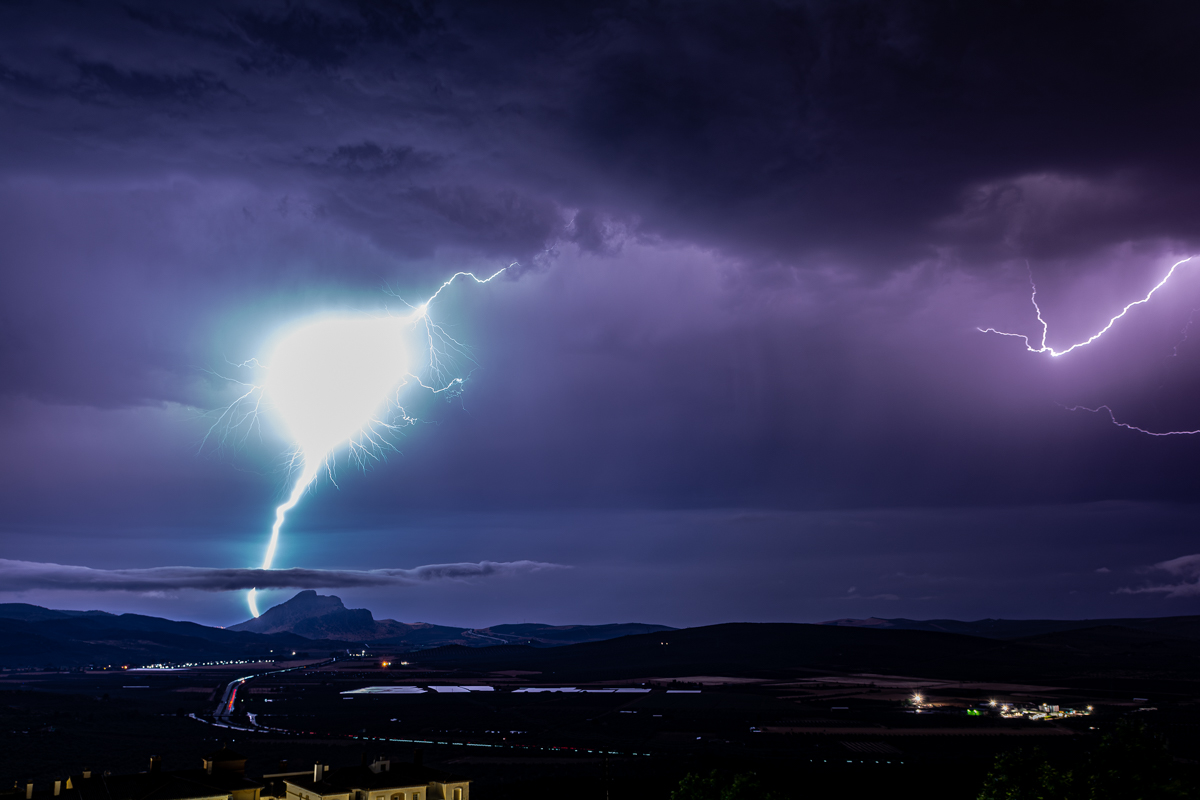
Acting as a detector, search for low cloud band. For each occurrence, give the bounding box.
[0,558,566,593]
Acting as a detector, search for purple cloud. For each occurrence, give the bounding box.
[1117,554,1200,598]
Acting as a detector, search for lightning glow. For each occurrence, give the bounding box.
[980,257,1200,437]
[978,256,1195,357]
[217,268,506,618]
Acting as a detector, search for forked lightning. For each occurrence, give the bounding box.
[211,268,505,617]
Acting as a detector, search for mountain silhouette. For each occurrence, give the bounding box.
[228,590,470,644]
[228,591,676,646]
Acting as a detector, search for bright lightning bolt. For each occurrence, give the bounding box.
[215,268,506,618]
[1062,405,1200,436]
[980,257,1200,436]
[978,257,1195,357]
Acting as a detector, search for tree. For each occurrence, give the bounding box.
[671,770,781,800]
[1085,720,1187,800]
[671,771,720,800]
[977,721,1193,800]
[976,749,1073,800]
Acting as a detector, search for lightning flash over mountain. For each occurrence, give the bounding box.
[980,257,1200,436]
[211,269,505,617]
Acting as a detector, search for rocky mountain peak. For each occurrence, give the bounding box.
[228,590,377,638]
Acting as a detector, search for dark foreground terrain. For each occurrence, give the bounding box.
[3,619,1200,799]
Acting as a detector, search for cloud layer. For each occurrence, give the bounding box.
[1120,554,1200,598]
[0,558,564,594]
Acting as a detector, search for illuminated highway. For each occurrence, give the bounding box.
[213,658,338,721]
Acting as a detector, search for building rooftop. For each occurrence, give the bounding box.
[284,764,464,795]
[203,747,248,764]
[6,769,260,800]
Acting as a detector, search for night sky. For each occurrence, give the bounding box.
[4,1,1200,627]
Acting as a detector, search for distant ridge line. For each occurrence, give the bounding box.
[820,615,1200,640]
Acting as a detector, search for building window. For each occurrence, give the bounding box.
[454,789,462,800]
[392,795,402,800]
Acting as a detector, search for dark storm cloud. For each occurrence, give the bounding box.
[0,558,564,593]
[0,0,1191,463]
[298,143,440,177]
[3,1,1200,267]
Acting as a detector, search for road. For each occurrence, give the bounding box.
[213,658,338,721]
